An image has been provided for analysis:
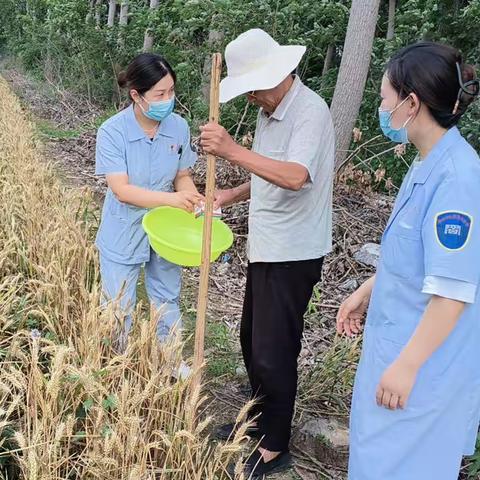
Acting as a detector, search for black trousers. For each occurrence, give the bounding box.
[240,258,324,452]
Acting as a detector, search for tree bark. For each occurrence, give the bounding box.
[107,0,116,27]
[86,0,96,23]
[387,0,396,40]
[95,0,103,28]
[143,0,159,52]
[330,0,381,170]
[119,0,128,26]
[322,43,335,77]
[118,0,129,46]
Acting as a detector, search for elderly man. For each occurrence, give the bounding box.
[200,28,335,477]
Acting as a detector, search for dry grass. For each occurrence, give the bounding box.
[0,76,252,479]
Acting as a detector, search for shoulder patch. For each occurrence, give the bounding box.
[435,211,473,250]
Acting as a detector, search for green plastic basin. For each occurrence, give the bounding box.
[142,206,234,267]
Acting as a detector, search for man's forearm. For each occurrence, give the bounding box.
[231,182,251,203]
[227,144,308,191]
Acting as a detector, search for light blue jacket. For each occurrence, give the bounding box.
[349,127,480,480]
[95,104,197,264]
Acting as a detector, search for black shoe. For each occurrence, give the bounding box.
[228,449,292,479]
[215,422,261,441]
[238,382,252,398]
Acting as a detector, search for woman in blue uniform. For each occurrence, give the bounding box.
[95,53,203,343]
[337,42,480,479]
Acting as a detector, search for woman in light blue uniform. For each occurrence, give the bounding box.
[337,42,480,479]
[95,53,203,342]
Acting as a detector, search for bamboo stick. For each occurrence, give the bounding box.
[192,52,222,390]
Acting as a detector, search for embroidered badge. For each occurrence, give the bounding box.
[435,211,473,250]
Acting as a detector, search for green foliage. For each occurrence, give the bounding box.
[0,0,479,469]
[467,435,480,477]
[0,0,478,177]
[353,0,480,186]
[205,320,238,377]
[36,119,82,140]
[1,0,477,184]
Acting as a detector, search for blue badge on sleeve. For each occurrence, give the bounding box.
[435,211,473,250]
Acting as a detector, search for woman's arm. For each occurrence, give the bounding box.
[397,295,464,369]
[106,173,203,211]
[336,275,376,336]
[174,169,200,194]
[377,295,465,410]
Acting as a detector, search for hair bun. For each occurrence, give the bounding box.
[117,70,128,89]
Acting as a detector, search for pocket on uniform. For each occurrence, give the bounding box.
[382,229,423,280]
[108,198,128,223]
[375,335,404,367]
[98,204,132,253]
[374,335,440,410]
[151,152,180,187]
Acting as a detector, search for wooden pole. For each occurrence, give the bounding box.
[192,53,222,390]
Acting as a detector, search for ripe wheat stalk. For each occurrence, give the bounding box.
[0,76,252,480]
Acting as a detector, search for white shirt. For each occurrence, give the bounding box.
[248,75,335,262]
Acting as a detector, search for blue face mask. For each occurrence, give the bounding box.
[140,96,175,121]
[378,96,412,144]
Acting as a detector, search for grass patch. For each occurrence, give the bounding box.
[298,335,361,416]
[35,118,82,140]
[182,298,239,378]
[205,321,238,377]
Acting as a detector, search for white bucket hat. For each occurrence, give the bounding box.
[219,29,306,103]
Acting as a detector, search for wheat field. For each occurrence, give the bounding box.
[0,76,251,479]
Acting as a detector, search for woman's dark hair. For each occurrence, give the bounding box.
[117,53,176,99]
[386,42,479,128]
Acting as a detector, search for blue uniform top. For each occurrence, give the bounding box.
[374,127,480,344]
[349,127,480,480]
[95,104,197,265]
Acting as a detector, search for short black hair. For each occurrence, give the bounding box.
[386,42,479,128]
[117,53,176,99]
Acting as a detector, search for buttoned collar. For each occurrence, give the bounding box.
[125,103,177,142]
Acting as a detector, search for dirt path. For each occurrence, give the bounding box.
[0,57,395,479]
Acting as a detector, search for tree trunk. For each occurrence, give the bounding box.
[86,0,96,23]
[118,0,129,46]
[44,8,54,82]
[119,0,128,26]
[143,0,159,52]
[322,43,335,77]
[107,0,116,27]
[330,0,381,170]
[95,0,103,28]
[387,0,396,40]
